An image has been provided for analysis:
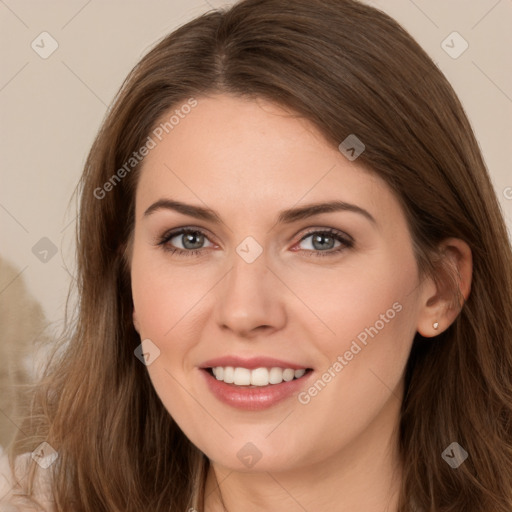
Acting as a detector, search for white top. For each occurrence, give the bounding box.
[0,447,54,511]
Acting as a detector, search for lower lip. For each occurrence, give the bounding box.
[201,369,313,411]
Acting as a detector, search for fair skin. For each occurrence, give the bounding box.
[129,93,472,511]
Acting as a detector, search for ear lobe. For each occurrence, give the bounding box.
[416,237,472,337]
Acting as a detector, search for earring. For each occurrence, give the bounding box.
[433,321,439,330]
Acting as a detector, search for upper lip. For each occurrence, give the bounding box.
[200,356,311,370]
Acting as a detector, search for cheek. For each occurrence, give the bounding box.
[131,263,170,337]
[290,273,417,461]
[293,252,418,356]
[296,252,420,418]
[131,246,205,339]
[130,251,200,426]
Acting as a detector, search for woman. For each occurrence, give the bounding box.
[2,0,511,510]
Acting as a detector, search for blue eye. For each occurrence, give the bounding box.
[297,228,353,257]
[158,228,214,257]
[157,227,353,258]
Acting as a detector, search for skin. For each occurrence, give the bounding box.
[130,93,472,511]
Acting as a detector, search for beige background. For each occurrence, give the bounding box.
[1,0,511,332]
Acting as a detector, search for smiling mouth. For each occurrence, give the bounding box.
[205,366,313,387]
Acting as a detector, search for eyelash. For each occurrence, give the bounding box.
[156,227,354,258]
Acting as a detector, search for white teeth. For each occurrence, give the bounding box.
[269,367,283,384]
[223,366,234,383]
[233,367,251,385]
[282,368,295,382]
[250,367,269,386]
[294,369,306,379]
[211,366,308,386]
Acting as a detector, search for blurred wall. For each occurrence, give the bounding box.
[0,257,48,448]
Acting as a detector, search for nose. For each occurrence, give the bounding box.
[213,250,287,339]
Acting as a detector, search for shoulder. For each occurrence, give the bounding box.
[0,446,55,511]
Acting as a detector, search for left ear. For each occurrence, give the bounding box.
[416,237,473,338]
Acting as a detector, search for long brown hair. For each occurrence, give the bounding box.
[9,0,512,510]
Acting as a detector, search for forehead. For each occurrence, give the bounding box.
[135,94,398,224]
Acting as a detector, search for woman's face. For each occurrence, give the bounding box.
[130,93,429,472]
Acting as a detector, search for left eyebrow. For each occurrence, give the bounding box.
[277,200,376,225]
[143,199,376,225]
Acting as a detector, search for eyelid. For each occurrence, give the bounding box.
[156,225,217,245]
[299,226,354,244]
